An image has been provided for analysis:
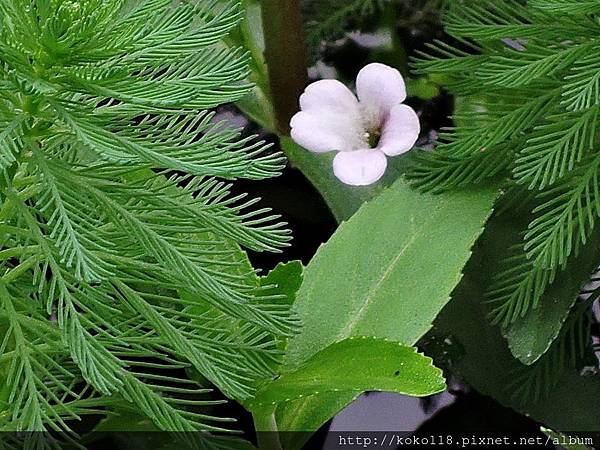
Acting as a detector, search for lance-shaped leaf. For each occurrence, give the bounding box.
[249,337,444,408]
[269,177,497,446]
[285,177,498,370]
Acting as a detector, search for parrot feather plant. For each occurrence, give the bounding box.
[410,0,600,399]
[0,0,296,445]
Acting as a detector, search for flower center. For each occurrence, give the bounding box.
[367,129,381,148]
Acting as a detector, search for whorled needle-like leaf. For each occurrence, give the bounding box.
[0,0,294,441]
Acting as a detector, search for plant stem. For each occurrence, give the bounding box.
[253,407,283,450]
[1,255,39,284]
[260,0,308,134]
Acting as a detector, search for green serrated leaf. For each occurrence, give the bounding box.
[506,233,600,365]
[259,261,303,307]
[285,177,498,370]
[506,287,578,366]
[270,177,496,441]
[249,337,444,408]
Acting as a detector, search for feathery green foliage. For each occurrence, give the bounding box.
[410,0,600,332]
[303,0,384,51]
[0,0,295,442]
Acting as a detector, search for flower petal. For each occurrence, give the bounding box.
[356,63,407,119]
[299,79,360,115]
[378,104,420,156]
[332,149,387,186]
[290,110,364,153]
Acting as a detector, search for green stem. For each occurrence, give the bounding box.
[253,407,283,450]
[0,132,39,221]
[0,245,38,261]
[260,0,308,135]
[0,182,40,222]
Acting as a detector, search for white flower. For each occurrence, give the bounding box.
[290,63,420,186]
